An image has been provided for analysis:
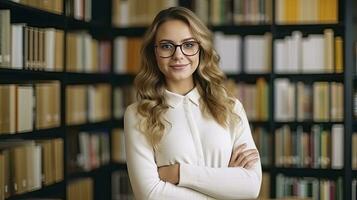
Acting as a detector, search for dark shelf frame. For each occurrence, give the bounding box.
[5,181,65,200]
[0,127,64,140]
[0,0,66,29]
[274,167,344,179]
[68,164,112,181]
[227,73,271,82]
[274,73,344,82]
[353,170,357,178]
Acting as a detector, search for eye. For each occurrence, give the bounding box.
[183,41,197,48]
[159,43,174,50]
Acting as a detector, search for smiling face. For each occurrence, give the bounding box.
[154,19,200,94]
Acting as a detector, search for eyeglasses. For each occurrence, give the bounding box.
[154,41,200,58]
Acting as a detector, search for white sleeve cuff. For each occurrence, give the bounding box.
[178,163,198,188]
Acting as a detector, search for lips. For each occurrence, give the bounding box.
[170,64,189,70]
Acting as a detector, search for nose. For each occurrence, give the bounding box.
[172,45,184,59]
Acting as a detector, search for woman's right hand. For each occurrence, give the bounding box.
[228,143,259,169]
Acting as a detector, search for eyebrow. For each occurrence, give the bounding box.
[158,37,196,43]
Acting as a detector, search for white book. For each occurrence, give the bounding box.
[274,79,285,121]
[84,0,92,21]
[290,31,302,73]
[302,35,324,73]
[274,39,286,73]
[16,85,34,133]
[275,79,295,121]
[245,34,271,73]
[45,28,55,71]
[11,24,25,69]
[119,0,129,26]
[83,34,93,73]
[88,86,96,122]
[74,0,83,20]
[114,37,127,74]
[33,145,42,190]
[331,124,344,169]
[79,132,90,171]
[114,88,124,119]
[214,32,241,73]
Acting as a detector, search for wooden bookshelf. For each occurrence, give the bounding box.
[0,0,356,199]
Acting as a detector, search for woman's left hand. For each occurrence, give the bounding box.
[158,163,180,185]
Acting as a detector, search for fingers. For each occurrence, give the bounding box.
[229,146,260,168]
[244,157,260,169]
[235,149,259,167]
[229,143,247,165]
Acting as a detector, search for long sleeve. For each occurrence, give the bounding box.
[124,104,214,200]
[178,100,262,199]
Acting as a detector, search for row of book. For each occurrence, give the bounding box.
[66,0,92,21]
[10,0,63,14]
[276,174,343,200]
[66,84,111,125]
[0,139,63,200]
[251,124,348,169]
[67,171,134,200]
[10,0,91,20]
[113,0,337,26]
[113,37,142,74]
[275,125,344,169]
[275,80,343,122]
[0,10,64,70]
[1,10,345,75]
[67,131,110,173]
[275,29,343,73]
[225,78,269,121]
[0,82,60,134]
[214,32,272,73]
[66,32,111,73]
[214,30,344,74]
[112,0,178,27]
[207,0,272,25]
[0,83,134,135]
[275,0,338,24]
[0,10,112,73]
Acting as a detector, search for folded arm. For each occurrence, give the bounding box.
[124,105,214,200]
[162,100,262,199]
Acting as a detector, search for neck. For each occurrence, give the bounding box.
[165,79,195,95]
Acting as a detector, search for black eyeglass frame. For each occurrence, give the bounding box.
[154,41,200,58]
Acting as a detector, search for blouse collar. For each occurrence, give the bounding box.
[164,87,200,108]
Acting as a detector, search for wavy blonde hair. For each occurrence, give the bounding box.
[135,7,239,148]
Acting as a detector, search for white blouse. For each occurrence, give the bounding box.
[124,88,262,200]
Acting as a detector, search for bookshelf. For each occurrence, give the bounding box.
[0,0,129,200]
[0,0,356,200]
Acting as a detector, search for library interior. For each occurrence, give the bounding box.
[0,0,356,199]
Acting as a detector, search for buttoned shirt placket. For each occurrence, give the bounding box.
[183,96,205,166]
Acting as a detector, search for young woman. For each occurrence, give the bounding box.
[124,6,262,199]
